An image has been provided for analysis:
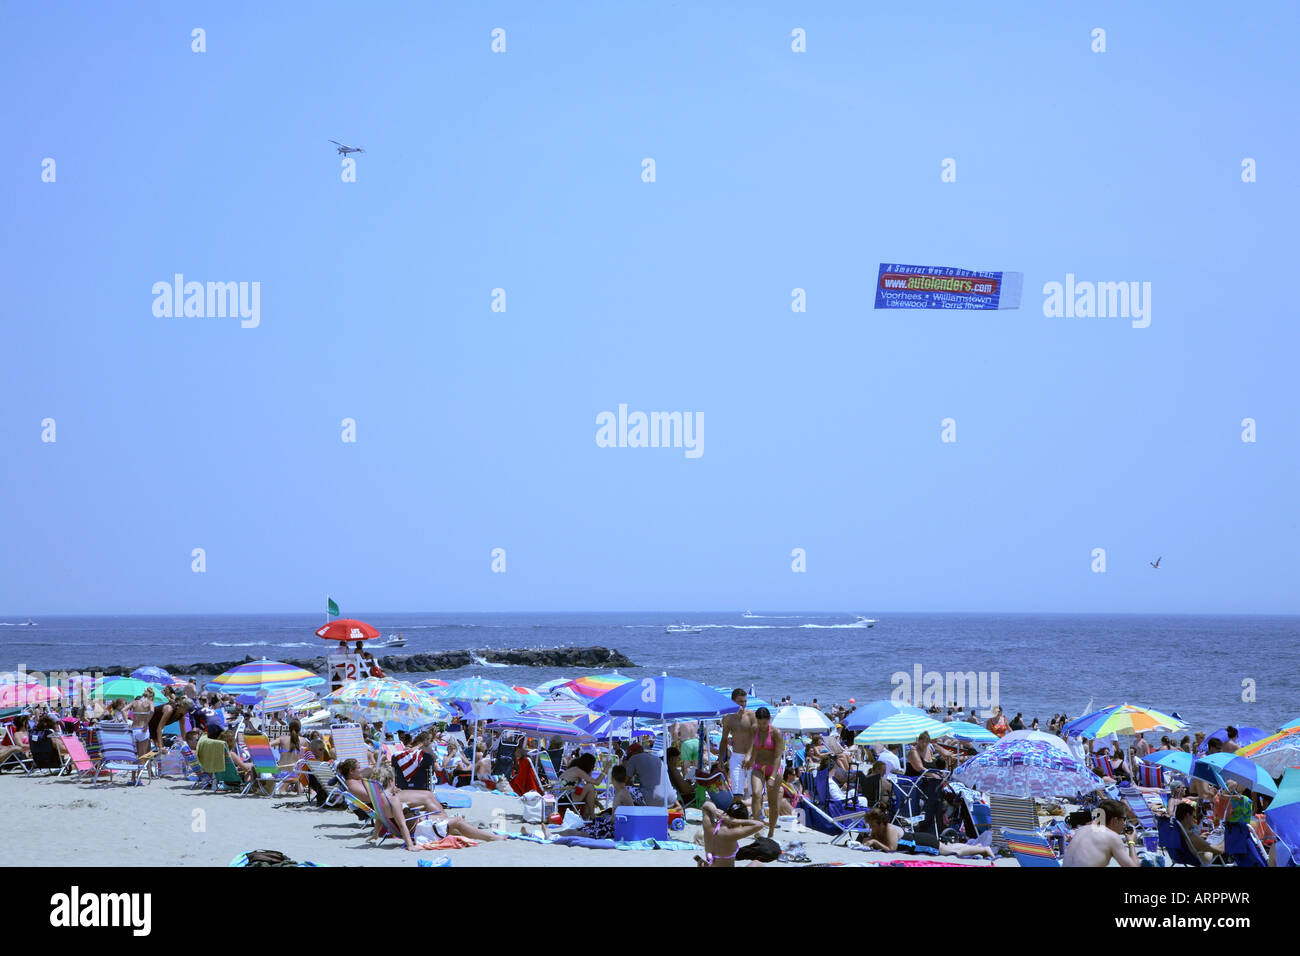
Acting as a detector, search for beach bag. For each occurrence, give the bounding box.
[244,849,297,867]
[736,836,781,862]
[520,791,555,824]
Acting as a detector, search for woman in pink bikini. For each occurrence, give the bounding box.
[696,800,766,867]
[747,707,786,840]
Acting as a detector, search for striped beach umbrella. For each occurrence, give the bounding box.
[204,659,325,694]
[430,677,522,704]
[535,677,573,694]
[323,678,450,730]
[557,674,633,704]
[570,712,655,741]
[415,678,449,690]
[845,700,927,732]
[493,712,595,741]
[259,686,319,712]
[953,737,1105,799]
[1237,726,1300,777]
[0,683,62,708]
[940,721,1000,743]
[525,696,592,719]
[853,712,951,746]
[1282,717,1300,732]
[1062,703,1185,740]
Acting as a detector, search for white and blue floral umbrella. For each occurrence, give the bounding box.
[953,737,1104,798]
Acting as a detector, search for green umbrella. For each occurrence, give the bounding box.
[94,677,170,700]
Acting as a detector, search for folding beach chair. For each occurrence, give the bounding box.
[0,723,33,774]
[1223,821,1267,867]
[492,732,523,779]
[1000,827,1061,868]
[1169,819,1228,866]
[363,778,443,847]
[987,793,1039,853]
[800,768,869,846]
[1135,762,1166,789]
[93,727,155,786]
[1119,785,1159,833]
[305,759,344,806]
[58,734,97,781]
[891,774,947,839]
[330,725,371,766]
[27,729,63,775]
[240,733,297,796]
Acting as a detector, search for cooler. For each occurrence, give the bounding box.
[614,806,668,841]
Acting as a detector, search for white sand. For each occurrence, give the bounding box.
[0,771,1014,867]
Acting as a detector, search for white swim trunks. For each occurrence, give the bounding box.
[728,752,751,797]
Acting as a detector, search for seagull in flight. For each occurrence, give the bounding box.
[1149,557,1161,569]
[330,140,365,156]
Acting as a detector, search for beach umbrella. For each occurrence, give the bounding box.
[94,676,170,700]
[940,721,1000,743]
[0,671,40,686]
[557,674,634,704]
[523,696,592,719]
[204,659,324,694]
[131,666,175,685]
[570,712,655,742]
[453,700,521,721]
[771,705,833,734]
[322,678,450,730]
[844,699,927,732]
[1282,717,1300,732]
[853,712,951,746]
[430,677,522,705]
[0,683,62,708]
[1192,752,1278,797]
[1062,703,1185,740]
[1000,730,1076,753]
[493,712,595,741]
[535,677,573,694]
[710,687,773,711]
[1143,750,1194,776]
[259,686,318,712]
[1195,727,1269,755]
[952,737,1105,799]
[1264,769,1300,859]
[314,618,381,643]
[414,678,449,690]
[1237,727,1300,778]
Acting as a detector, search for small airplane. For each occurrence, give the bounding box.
[1150,557,1161,569]
[330,140,365,156]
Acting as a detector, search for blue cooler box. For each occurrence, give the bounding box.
[614,806,668,841]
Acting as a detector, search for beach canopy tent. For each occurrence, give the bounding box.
[771,705,833,734]
[1264,769,1300,861]
[1195,726,1269,755]
[205,659,325,695]
[1062,703,1185,739]
[952,736,1104,799]
[853,712,950,746]
[844,700,926,732]
[1191,752,1278,798]
[940,721,1000,743]
[323,678,450,730]
[1143,750,1194,776]
[314,618,380,643]
[1237,727,1300,778]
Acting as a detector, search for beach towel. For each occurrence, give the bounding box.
[416,836,477,851]
[877,859,995,867]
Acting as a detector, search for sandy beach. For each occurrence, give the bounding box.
[0,771,1011,868]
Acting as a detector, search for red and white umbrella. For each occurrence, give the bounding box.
[315,619,381,643]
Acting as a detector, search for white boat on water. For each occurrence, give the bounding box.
[856,616,876,627]
[665,623,702,634]
[371,633,407,649]
[742,610,757,618]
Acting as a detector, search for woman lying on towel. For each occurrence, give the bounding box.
[337,759,505,851]
[860,808,993,859]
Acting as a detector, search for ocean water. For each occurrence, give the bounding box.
[2,612,1297,735]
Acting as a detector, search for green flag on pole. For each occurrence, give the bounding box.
[327,597,340,617]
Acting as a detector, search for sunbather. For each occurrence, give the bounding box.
[129,688,155,756]
[860,808,994,858]
[1062,800,1140,867]
[337,759,503,850]
[0,715,31,768]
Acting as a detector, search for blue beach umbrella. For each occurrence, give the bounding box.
[844,700,926,732]
[710,687,773,711]
[131,666,176,685]
[588,676,739,721]
[1264,769,1300,861]
[494,712,595,741]
[1143,750,1194,776]
[570,712,654,742]
[1192,752,1277,797]
[941,721,1000,743]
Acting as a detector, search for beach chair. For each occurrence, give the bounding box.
[1000,827,1061,868]
[1223,821,1267,867]
[891,774,946,839]
[330,725,371,766]
[0,723,33,774]
[28,730,63,775]
[1169,819,1228,867]
[58,734,98,781]
[801,768,869,846]
[987,793,1039,854]
[1090,754,1115,779]
[240,733,297,796]
[363,778,444,847]
[92,727,155,786]
[1119,785,1159,833]
[1135,762,1166,789]
[306,760,344,806]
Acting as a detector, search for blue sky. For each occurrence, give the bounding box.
[2,2,1297,615]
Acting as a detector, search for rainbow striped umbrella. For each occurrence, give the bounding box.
[323,678,450,729]
[415,678,449,689]
[0,683,62,707]
[259,686,319,712]
[1238,726,1300,777]
[557,674,633,704]
[1062,703,1185,740]
[204,659,325,694]
[1281,717,1300,732]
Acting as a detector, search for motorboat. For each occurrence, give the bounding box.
[371,633,407,649]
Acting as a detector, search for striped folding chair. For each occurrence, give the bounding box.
[329,725,370,766]
[1136,762,1166,789]
[1001,827,1061,867]
[92,727,154,786]
[240,733,298,796]
[988,793,1039,853]
[1090,754,1115,779]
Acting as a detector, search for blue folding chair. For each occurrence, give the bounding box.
[1001,826,1060,867]
[1223,821,1267,867]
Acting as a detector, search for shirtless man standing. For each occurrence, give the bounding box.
[748,707,785,839]
[1062,800,1140,867]
[719,689,756,803]
[130,688,155,756]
